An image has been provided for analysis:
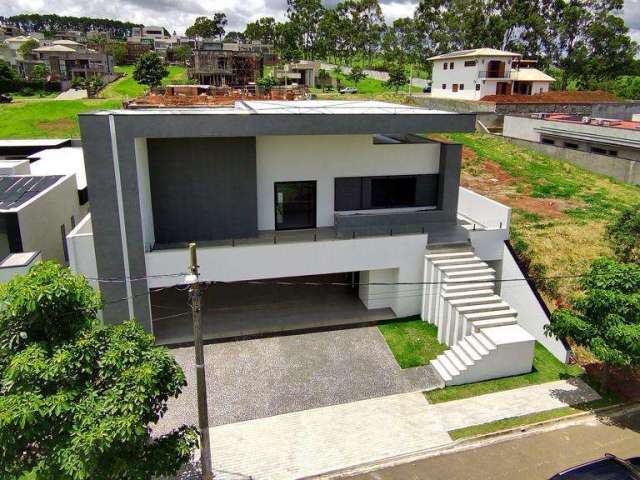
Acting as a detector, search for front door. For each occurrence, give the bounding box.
[275,181,317,230]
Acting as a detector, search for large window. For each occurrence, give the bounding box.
[335,174,439,212]
[371,177,416,208]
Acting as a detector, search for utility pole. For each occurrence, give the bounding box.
[187,243,214,479]
[409,63,414,99]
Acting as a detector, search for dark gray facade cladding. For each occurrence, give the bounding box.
[78,109,476,331]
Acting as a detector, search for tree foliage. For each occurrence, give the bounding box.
[244,17,277,45]
[0,262,197,480]
[17,39,39,58]
[0,60,14,81]
[385,63,408,93]
[2,13,138,39]
[185,13,227,40]
[133,52,168,89]
[347,66,366,87]
[606,204,640,264]
[545,258,640,386]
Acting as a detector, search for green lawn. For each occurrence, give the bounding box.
[0,98,122,139]
[100,65,188,99]
[378,318,449,369]
[425,342,585,403]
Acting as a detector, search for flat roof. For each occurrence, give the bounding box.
[428,48,521,61]
[91,100,461,116]
[0,139,70,148]
[543,114,640,132]
[0,176,63,210]
[28,147,86,190]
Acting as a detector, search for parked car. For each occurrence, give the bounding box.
[550,454,640,479]
[0,94,12,104]
[340,87,358,94]
[423,86,432,94]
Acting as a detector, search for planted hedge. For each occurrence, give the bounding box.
[0,79,62,94]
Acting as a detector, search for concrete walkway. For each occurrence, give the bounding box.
[187,378,599,479]
[55,88,87,100]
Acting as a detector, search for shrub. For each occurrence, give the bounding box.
[606,204,640,263]
[18,87,34,96]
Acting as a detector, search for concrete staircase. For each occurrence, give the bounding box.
[422,244,535,386]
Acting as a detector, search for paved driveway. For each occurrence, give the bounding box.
[155,326,441,433]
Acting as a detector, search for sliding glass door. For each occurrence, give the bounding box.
[275,181,316,230]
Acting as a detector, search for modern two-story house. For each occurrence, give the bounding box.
[68,100,568,385]
[428,48,554,100]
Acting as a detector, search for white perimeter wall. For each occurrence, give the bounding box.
[499,243,568,362]
[146,233,429,317]
[18,175,81,263]
[255,135,440,230]
[503,115,543,142]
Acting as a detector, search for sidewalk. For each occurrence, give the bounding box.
[201,378,599,479]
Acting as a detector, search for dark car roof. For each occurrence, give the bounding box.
[551,456,640,480]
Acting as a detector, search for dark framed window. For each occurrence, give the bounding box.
[442,83,447,89]
[564,142,579,150]
[591,146,607,155]
[475,84,480,91]
[371,177,416,208]
[335,175,439,212]
[274,181,316,230]
[460,84,465,90]
[443,63,448,70]
[464,60,476,67]
[542,138,555,145]
[449,62,454,69]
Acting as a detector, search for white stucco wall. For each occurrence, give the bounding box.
[135,138,155,251]
[67,214,98,290]
[18,175,82,263]
[499,243,568,362]
[146,233,429,317]
[503,115,543,142]
[255,135,441,230]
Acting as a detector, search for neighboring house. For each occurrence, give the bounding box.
[0,35,40,68]
[25,39,114,82]
[428,48,554,100]
[67,100,569,385]
[503,113,640,185]
[190,40,267,86]
[274,61,320,88]
[0,22,24,40]
[130,26,171,41]
[0,139,88,280]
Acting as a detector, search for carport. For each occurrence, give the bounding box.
[151,273,395,345]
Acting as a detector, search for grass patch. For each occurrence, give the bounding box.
[378,317,448,369]
[100,65,188,99]
[448,396,618,440]
[0,98,122,139]
[425,342,584,403]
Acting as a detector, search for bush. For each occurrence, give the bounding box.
[18,87,35,96]
[606,204,640,263]
[0,78,61,94]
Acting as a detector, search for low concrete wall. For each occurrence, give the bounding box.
[413,96,496,113]
[592,101,640,120]
[504,136,640,186]
[499,242,569,363]
[496,102,593,116]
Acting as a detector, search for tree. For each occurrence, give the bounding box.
[317,68,332,91]
[133,51,168,89]
[347,66,366,88]
[286,0,325,59]
[0,262,198,479]
[17,38,38,58]
[185,13,227,40]
[0,59,14,80]
[224,31,245,43]
[105,41,126,65]
[30,64,47,80]
[244,17,277,45]
[545,258,640,390]
[275,21,304,62]
[385,63,408,93]
[608,76,640,100]
[606,204,640,264]
[382,17,420,67]
[171,44,192,64]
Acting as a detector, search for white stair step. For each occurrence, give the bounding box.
[473,317,519,329]
[465,308,518,320]
[442,282,495,292]
[472,332,496,351]
[448,295,501,307]
[431,256,483,265]
[437,354,460,377]
[431,358,453,382]
[451,344,474,366]
[439,262,488,271]
[445,268,495,278]
[456,301,509,314]
[444,349,468,371]
[425,252,474,260]
[441,289,495,300]
[466,335,490,355]
[446,275,495,284]
[458,339,483,360]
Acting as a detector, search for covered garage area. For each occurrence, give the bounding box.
[151,273,395,345]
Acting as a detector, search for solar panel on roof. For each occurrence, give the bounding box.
[0,176,62,209]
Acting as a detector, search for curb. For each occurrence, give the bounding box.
[306,401,640,479]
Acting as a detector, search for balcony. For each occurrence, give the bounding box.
[478,69,510,80]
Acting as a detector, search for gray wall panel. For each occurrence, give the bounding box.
[148,137,258,244]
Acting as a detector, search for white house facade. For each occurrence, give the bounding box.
[428,48,554,101]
